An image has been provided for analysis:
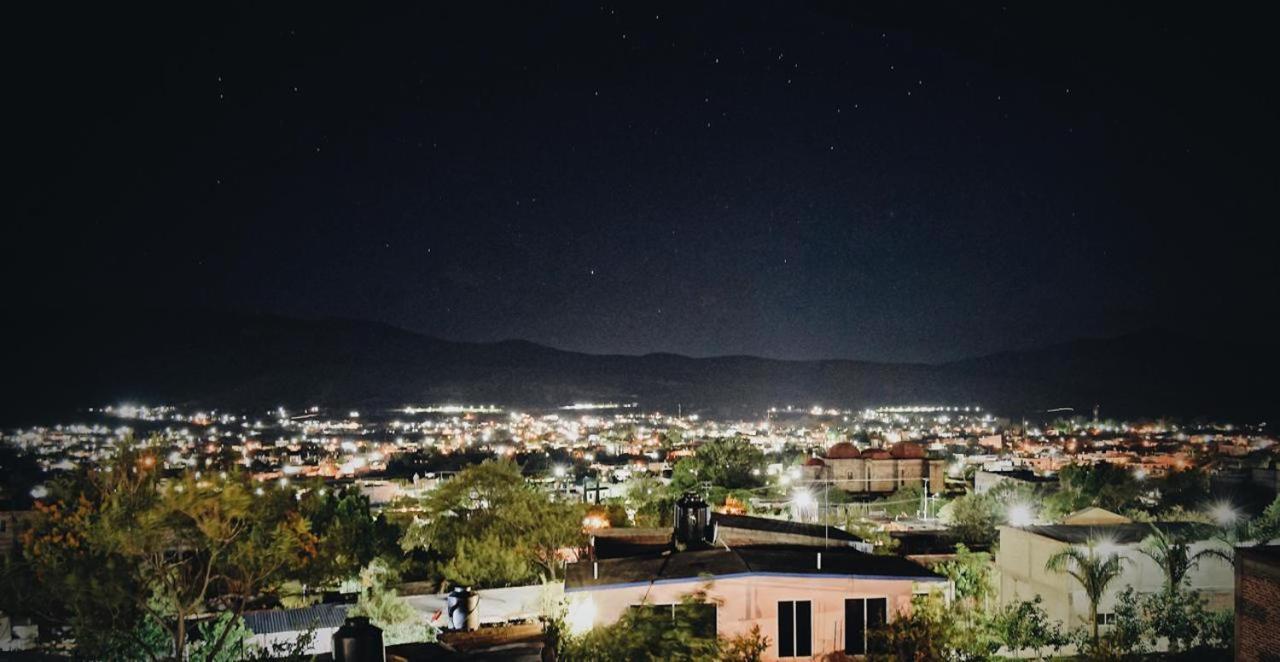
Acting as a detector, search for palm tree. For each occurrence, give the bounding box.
[1045,538,1128,647]
[1138,524,1218,593]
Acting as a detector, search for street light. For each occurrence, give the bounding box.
[793,490,815,509]
[1007,503,1034,527]
[1209,501,1239,527]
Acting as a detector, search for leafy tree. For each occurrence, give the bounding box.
[349,558,436,645]
[673,437,765,491]
[845,519,900,555]
[17,442,320,660]
[1152,468,1210,514]
[1105,585,1233,656]
[933,543,993,607]
[988,596,1068,659]
[719,625,770,662]
[625,473,675,527]
[298,487,402,587]
[873,485,926,519]
[1138,523,1219,593]
[1044,539,1128,648]
[1245,493,1280,544]
[557,586,765,661]
[440,532,534,587]
[867,592,977,661]
[1048,462,1142,517]
[402,459,584,588]
[946,492,1001,548]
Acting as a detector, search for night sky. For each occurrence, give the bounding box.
[9,3,1277,363]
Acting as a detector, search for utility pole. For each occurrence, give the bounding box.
[921,477,930,520]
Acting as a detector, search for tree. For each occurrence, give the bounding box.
[402,459,584,589]
[1044,539,1127,648]
[1245,493,1280,544]
[1105,585,1233,656]
[556,586,764,661]
[873,485,926,519]
[719,625,770,662]
[946,492,1001,548]
[988,596,1068,659]
[625,473,675,527]
[1152,468,1210,514]
[674,437,765,491]
[349,559,435,645]
[1049,462,1142,517]
[868,592,971,662]
[1138,523,1218,593]
[17,443,319,660]
[933,543,993,607]
[298,487,402,587]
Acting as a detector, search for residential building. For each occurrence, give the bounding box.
[997,509,1233,633]
[566,494,949,660]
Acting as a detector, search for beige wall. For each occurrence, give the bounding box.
[569,574,944,660]
[996,526,1235,631]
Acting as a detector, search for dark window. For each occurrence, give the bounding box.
[844,598,865,654]
[1098,612,1116,625]
[867,597,887,652]
[845,597,889,654]
[778,600,812,658]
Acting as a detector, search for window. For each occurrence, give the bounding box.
[1098,612,1116,626]
[629,603,717,639]
[845,597,888,654]
[778,600,812,657]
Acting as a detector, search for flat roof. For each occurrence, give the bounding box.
[566,544,943,591]
[1015,522,1216,545]
[713,513,863,543]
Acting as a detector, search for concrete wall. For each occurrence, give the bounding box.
[568,574,943,661]
[997,526,1234,632]
[246,628,338,657]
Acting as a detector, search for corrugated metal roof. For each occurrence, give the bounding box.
[242,603,349,635]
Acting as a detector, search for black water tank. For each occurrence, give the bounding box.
[332,616,385,662]
[674,492,712,547]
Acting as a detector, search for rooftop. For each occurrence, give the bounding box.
[713,512,863,544]
[1014,522,1217,546]
[241,603,349,635]
[566,544,944,591]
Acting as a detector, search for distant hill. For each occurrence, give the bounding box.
[3,310,1275,424]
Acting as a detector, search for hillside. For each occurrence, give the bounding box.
[4,310,1274,424]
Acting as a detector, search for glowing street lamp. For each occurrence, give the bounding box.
[793,490,815,509]
[1007,503,1034,527]
[1209,501,1239,527]
[1093,536,1120,558]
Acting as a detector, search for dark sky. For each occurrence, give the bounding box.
[8,3,1277,362]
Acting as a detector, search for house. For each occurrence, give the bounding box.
[566,494,949,660]
[803,442,946,495]
[996,509,1233,633]
[241,603,350,656]
[1235,545,1280,661]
